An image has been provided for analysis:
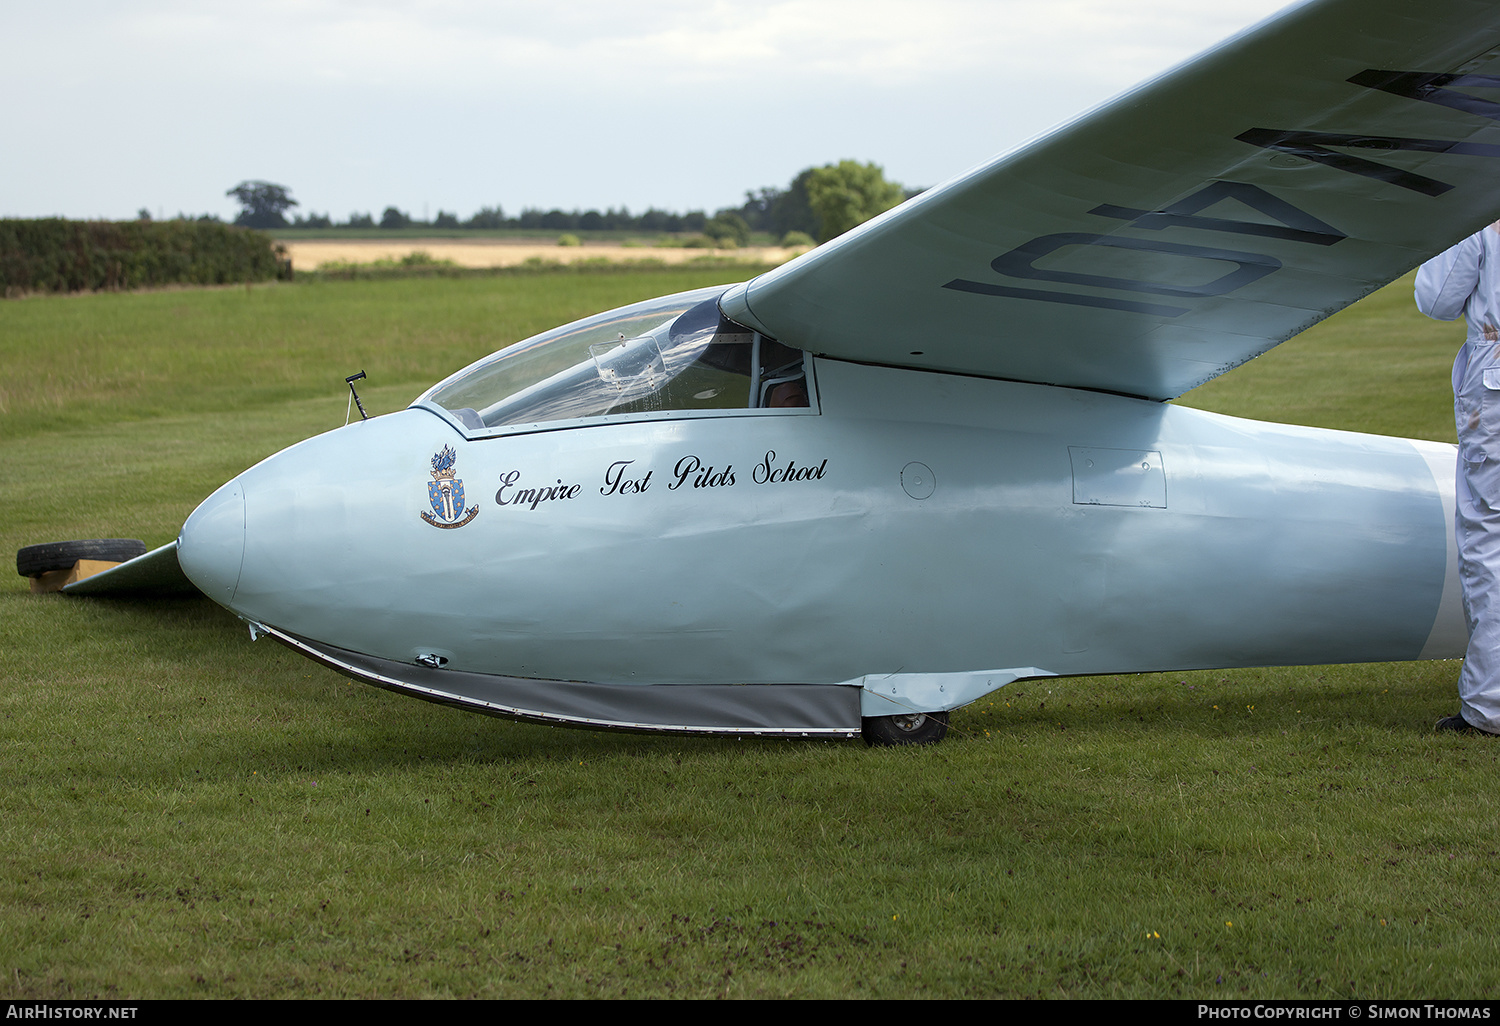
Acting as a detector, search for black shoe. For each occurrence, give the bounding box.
[1436,713,1493,735]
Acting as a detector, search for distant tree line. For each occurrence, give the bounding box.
[221,162,918,245]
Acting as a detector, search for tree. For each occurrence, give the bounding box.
[466,206,506,229]
[638,208,675,232]
[704,211,751,248]
[804,161,905,242]
[735,187,780,232]
[227,181,298,229]
[751,170,818,239]
[380,206,411,230]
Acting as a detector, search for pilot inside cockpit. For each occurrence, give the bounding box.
[761,361,810,409]
[684,311,810,411]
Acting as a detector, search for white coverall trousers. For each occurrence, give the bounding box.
[1417,225,1500,733]
[1451,339,1500,732]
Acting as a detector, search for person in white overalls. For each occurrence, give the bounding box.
[1417,221,1500,735]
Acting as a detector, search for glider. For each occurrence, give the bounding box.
[23,0,1500,744]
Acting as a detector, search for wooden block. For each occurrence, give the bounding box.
[28,559,122,594]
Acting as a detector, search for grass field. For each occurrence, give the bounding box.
[3,268,1497,999]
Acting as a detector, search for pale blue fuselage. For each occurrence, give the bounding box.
[73,0,1500,738]
[178,355,1465,726]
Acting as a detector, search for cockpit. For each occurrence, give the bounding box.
[414,285,813,436]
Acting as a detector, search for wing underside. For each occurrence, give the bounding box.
[721,0,1500,400]
[61,541,194,596]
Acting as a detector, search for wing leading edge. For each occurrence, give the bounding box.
[720,0,1500,401]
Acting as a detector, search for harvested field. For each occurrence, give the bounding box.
[283,237,805,271]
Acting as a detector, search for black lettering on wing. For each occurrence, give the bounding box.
[1089,181,1345,246]
[1349,70,1500,123]
[1233,128,1500,197]
[1237,70,1500,197]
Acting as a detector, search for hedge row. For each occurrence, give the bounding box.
[0,219,290,296]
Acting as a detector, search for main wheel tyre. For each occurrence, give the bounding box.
[16,539,147,578]
[861,710,950,747]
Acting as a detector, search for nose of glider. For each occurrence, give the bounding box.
[178,479,246,606]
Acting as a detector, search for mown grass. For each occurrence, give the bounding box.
[0,267,780,442]
[1179,276,1457,441]
[2,270,1495,999]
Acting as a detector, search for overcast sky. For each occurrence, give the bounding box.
[4,0,1297,222]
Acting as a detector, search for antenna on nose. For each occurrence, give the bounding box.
[345,370,368,424]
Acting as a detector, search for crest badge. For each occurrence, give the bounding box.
[421,445,480,529]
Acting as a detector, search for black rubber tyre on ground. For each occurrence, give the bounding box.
[16,539,147,578]
[861,710,950,747]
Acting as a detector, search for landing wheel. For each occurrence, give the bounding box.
[16,539,147,578]
[861,710,949,747]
